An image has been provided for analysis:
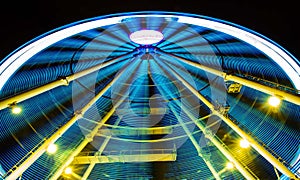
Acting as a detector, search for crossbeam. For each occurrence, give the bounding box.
[73,152,176,164]
[97,126,173,136]
[117,107,168,115]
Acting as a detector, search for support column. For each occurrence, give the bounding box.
[50,57,142,180]
[156,58,298,180]
[150,60,256,180]
[5,56,137,180]
[49,101,122,180]
[170,107,221,180]
[81,116,123,180]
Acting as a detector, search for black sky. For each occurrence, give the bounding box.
[0,0,299,61]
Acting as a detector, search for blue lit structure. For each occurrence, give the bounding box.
[0,11,299,180]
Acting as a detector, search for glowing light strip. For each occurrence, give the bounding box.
[177,16,300,90]
[0,16,125,90]
[1,13,299,91]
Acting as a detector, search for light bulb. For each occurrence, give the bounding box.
[47,144,57,154]
[268,96,281,107]
[11,106,22,114]
[64,167,72,174]
[226,162,234,169]
[240,139,250,148]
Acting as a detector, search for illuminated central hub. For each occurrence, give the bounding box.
[130,30,164,45]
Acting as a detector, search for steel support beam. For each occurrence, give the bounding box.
[151,63,256,180]
[0,53,133,111]
[81,162,95,180]
[73,153,176,164]
[157,58,298,180]
[81,114,123,180]
[170,107,221,180]
[49,101,121,180]
[4,56,136,180]
[160,50,300,106]
[50,58,142,180]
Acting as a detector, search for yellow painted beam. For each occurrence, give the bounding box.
[49,101,120,180]
[5,57,137,180]
[157,58,298,180]
[170,107,221,180]
[161,51,300,106]
[49,59,142,180]
[73,153,177,164]
[151,62,256,180]
[0,53,132,111]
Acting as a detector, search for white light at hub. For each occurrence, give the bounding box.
[129,29,164,45]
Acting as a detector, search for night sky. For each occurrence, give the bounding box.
[0,0,299,61]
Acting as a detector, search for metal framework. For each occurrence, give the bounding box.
[170,107,222,180]
[73,152,176,164]
[0,52,134,111]
[4,55,136,180]
[49,99,123,180]
[152,60,258,180]
[2,47,299,180]
[156,56,298,179]
[50,58,143,179]
[97,126,173,136]
[158,50,300,106]
[81,114,123,180]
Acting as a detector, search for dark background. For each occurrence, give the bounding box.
[0,0,299,61]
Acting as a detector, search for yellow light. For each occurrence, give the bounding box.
[226,162,234,169]
[64,167,72,174]
[11,106,22,114]
[268,96,281,107]
[240,139,250,148]
[47,144,57,154]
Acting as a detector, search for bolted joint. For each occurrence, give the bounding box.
[74,110,83,118]
[85,134,94,142]
[58,76,70,86]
